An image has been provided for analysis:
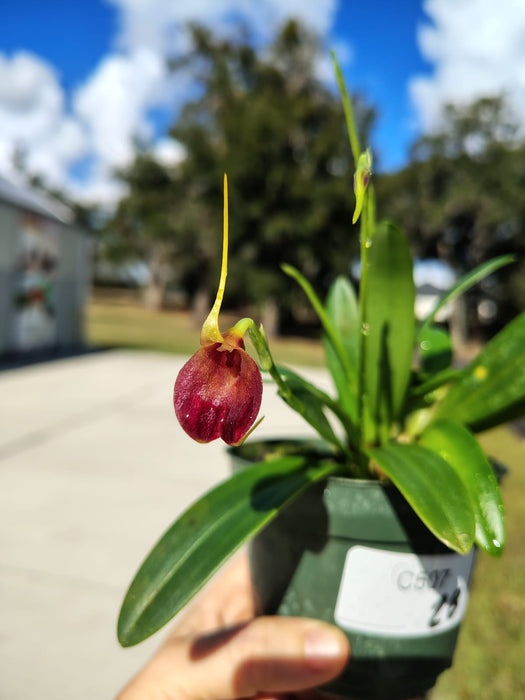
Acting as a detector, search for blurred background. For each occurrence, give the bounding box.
[1,0,525,353]
[1,1,524,698]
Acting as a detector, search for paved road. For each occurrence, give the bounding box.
[0,350,327,700]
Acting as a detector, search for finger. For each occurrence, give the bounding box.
[170,616,350,699]
[172,551,255,637]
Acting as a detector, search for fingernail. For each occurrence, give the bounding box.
[305,627,346,670]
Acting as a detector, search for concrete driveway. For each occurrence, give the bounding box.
[0,349,327,700]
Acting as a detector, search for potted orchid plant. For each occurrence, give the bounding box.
[117,56,524,699]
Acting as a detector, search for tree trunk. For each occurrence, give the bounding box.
[192,287,210,330]
[142,278,166,310]
[261,296,280,339]
[143,245,170,310]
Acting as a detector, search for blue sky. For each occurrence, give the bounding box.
[2,0,525,206]
[332,0,431,169]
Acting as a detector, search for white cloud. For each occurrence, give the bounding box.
[68,168,128,209]
[0,52,62,137]
[0,52,88,187]
[1,0,342,208]
[410,0,525,135]
[73,48,167,170]
[24,118,87,186]
[109,0,338,53]
[153,137,186,167]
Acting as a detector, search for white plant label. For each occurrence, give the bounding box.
[334,545,475,637]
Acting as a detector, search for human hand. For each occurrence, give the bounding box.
[116,550,350,700]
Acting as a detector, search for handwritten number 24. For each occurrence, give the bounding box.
[429,588,461,627]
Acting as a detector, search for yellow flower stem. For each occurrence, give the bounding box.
[201,174,229,345]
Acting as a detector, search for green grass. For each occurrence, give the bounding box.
[430,426,525,699]
[87,293,326,367]
[88,292,525,698]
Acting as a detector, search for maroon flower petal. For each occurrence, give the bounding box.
[174,341,263,445]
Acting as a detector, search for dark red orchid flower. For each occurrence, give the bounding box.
[174,329,262,445]
[173,175,263,445]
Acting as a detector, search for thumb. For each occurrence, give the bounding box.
[165,616,350,699]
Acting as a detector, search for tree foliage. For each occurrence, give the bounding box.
[376,97,525,337]
[170,21,375,330]
[106,21,375,326]
[102,155,193,306]
[105,25,524,340]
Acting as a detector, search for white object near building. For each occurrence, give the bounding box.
[0,175,91,356]
[414,259,456,323]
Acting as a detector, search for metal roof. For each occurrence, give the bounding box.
[0,175,73,224]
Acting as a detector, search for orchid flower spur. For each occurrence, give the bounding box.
[173,175,263,446]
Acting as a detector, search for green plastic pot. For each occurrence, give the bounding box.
[229,439,476,700]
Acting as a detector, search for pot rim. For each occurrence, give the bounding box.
[228,436,387,488]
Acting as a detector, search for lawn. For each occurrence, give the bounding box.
[87,292,525,698]
[86,291,326,367]
[431,426,525,699]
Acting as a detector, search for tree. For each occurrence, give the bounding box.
[104,154,177,307]
[105,21,375,325]
[376,96,525,338]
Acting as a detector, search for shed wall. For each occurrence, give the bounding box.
[0,205,19,354]
[0,201,89,355]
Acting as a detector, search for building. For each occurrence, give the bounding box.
[413,259,456,322]
[0,175,91,356]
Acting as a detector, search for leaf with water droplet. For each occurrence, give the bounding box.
[420,419,505,557]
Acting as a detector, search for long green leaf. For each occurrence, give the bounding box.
[324,276,359,423]
[418,255,515,336]
[368,442,475,554]
[118,455,337,647]
[281,263,355,396]
[435,311,525,431]
[364,221,415,441]
[331,50,360,165]
[420,420,505,557]
[276,367,340,448]
[277,365,355,442]
[410,366,463,399]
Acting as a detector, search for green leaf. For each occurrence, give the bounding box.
[435,312,525,431]
[276,367,341,448]
[281,263,356,400]
[247,322,273,371]
[324,276,359,423]
[418,255,515,336]
[420,420,505,556]
[368,442,475,554]
[331,50,360,165]
[364,221,415,440]
[118,455,338,647]
[418,325,453,375]
[410,367,463,400]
